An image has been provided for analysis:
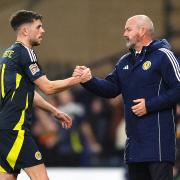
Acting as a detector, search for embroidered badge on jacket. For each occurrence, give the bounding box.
[142,61,151,70]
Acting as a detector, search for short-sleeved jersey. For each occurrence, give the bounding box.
[0,42,45,131]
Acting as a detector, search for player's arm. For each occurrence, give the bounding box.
[20,48,82,96]
[34,75,81,95]
[34,91,72,129]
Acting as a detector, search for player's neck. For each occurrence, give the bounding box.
[16,37,32,49]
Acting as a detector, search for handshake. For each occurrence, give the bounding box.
[72,65,92,83]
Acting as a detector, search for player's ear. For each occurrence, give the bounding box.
[20,25,29,36]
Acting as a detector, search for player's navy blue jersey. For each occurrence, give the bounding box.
[0,42,45,131]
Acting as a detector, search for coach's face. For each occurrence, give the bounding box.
[27,19,45,47]
[123,18,141,49]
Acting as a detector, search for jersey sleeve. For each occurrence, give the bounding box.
[20,47,45,82]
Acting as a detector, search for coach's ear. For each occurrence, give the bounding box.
[139,27,146,38]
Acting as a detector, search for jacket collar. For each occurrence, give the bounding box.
[129,39,171,56]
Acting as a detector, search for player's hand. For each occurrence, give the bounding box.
[53,110,72,129]
[131,98,147,116]
[72,65,87,77]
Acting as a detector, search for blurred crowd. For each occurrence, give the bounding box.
[32,86,126,167]
[174,103,180,180]
[31,85,180,179]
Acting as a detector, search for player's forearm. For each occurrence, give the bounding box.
[34,91,57,114]
[35,76,81,95]
[46,77,80,95]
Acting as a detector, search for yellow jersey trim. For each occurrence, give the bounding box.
[1,64,6,98]
[11,73,22,100]
[13,94,28,130]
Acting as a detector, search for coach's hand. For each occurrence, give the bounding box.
[53,110,72,129]
[81,68,92,83]
[131,98,147,116]
[73,66,92,83]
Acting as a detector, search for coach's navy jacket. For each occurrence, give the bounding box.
[83,39,180,163]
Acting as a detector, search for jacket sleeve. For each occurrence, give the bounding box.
[146,49,180,112]
[82,63,121,98]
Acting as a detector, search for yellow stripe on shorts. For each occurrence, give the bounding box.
[6,130,25,169]
[0,165,6,173]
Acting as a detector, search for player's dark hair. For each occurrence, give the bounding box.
[10,10,43,31]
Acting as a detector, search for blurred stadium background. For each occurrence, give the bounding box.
[0,0,180,179]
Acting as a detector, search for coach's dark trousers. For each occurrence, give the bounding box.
[127,162,173,180]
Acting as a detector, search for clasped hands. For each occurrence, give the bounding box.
[73,65,92,83]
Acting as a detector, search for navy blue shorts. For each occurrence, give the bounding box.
[0,130,44,174]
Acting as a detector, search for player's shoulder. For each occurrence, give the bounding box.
[5,42,27,57]
[9,42,25,52]
[15,42,38,63]
[1,43,22,60]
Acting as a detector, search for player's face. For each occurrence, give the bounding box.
[123,19,141,49]
[28,19,45,47]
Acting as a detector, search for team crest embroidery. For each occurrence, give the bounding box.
[142,61,151,70]
[35,151,42,160]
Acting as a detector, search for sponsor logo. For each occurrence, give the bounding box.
[123,65,129,70]
[29,63,40,75]
[142,61,151,70]
[35,151,42,160]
